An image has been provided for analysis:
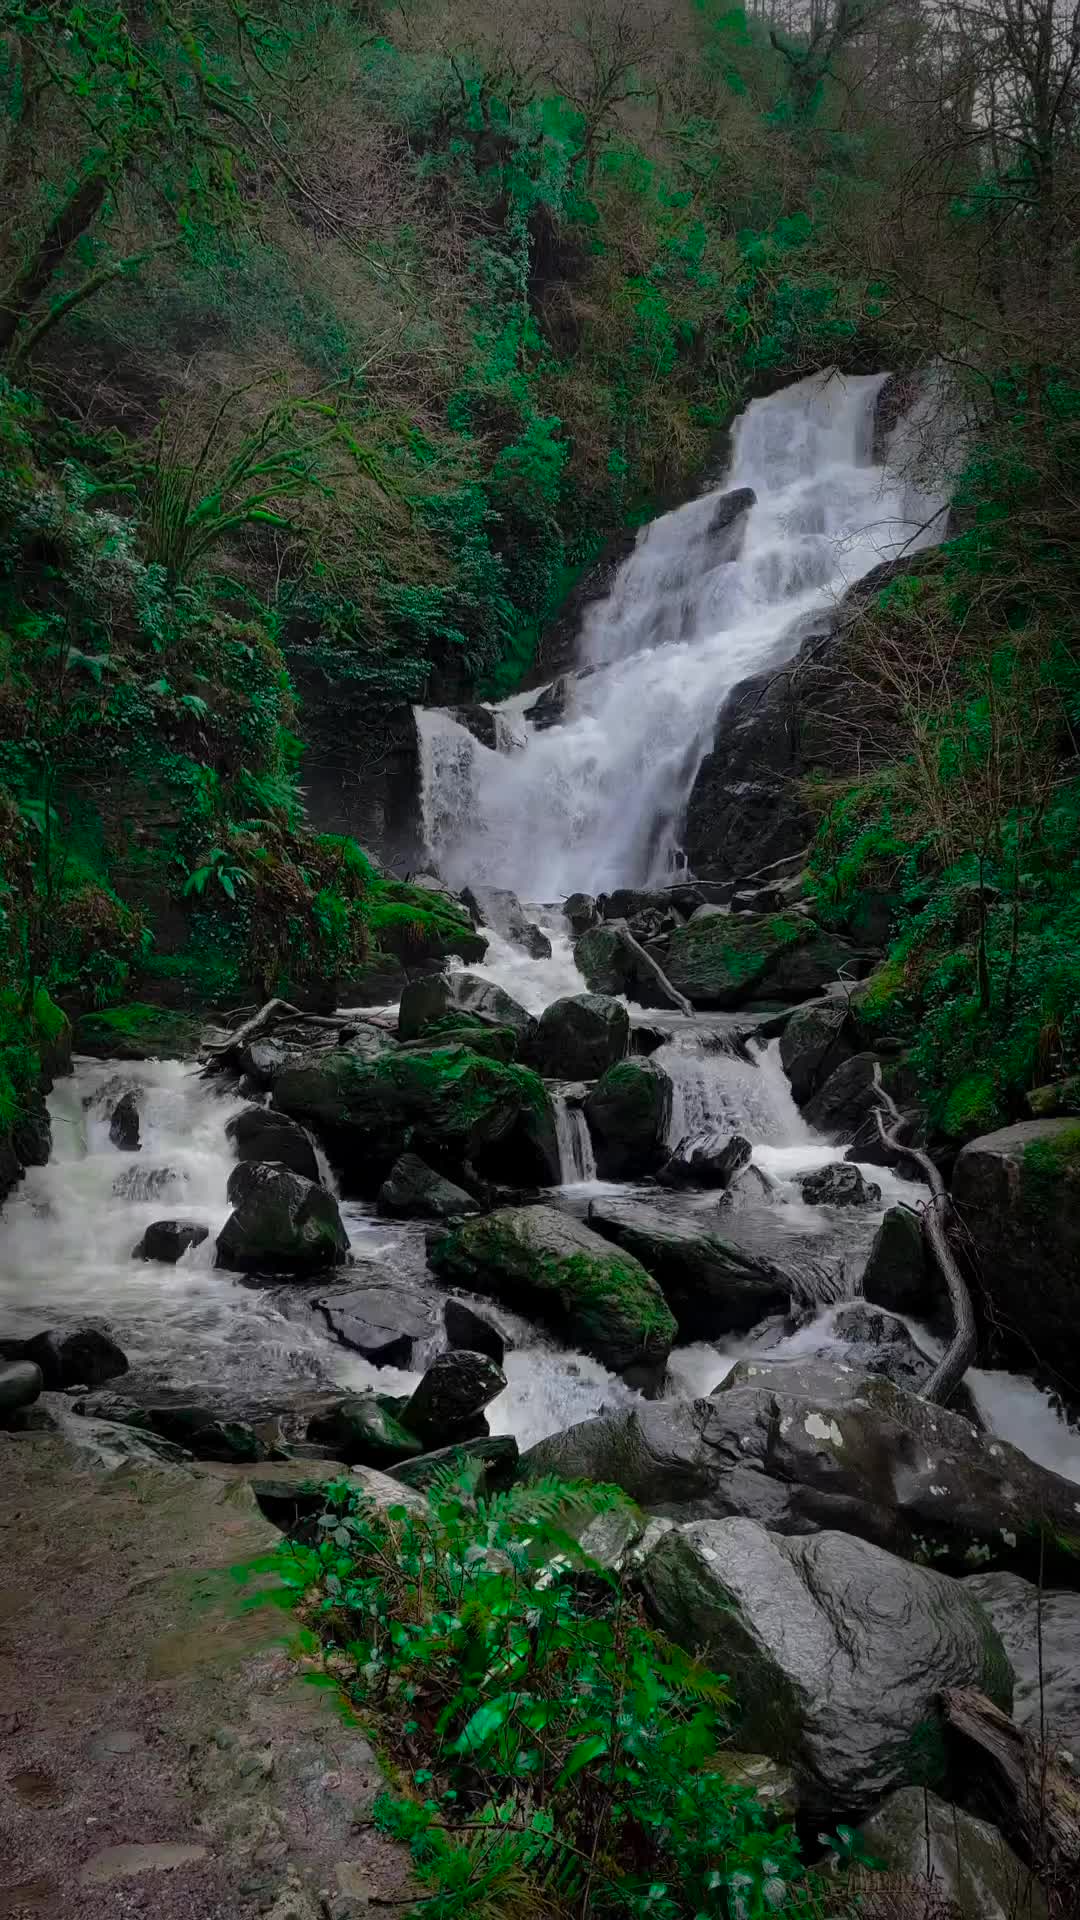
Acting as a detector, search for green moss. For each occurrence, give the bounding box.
[942,1071,999,1139]
[31,986,68,1044]
[416,1016,519,1063]
[542,1250,676,1342]
[75,1001,204,1060]
[663,912,815,1005]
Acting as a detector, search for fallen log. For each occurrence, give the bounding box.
[200,998,355,1074]
[941,1686,1080,1889]
[871,1068,976,1408]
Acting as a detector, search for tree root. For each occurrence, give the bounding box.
[871,1066,977,1406]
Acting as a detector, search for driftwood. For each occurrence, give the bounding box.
[871,1068,977,1407]
[609,919,694,1017]
[941,1687,1080,1888]
[200,997,356,1074]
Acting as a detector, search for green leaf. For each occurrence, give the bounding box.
[554,1732,608,1786]
[451,1700,510,1753]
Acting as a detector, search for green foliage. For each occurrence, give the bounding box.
[282,1470,847,1920]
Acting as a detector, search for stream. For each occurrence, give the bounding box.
[3,367,1079,1479]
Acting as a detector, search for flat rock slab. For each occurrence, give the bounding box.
[0,1430,413,1920]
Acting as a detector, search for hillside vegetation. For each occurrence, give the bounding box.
[2,0,1080,1146]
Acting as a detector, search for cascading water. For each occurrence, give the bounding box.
[416,369,948,899]
[552,1093,598,1185]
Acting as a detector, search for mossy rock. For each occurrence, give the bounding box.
[429,1204,676,1390]
[660,913,852,1009]
[74,1002,204,1061]
[584,1058,673,1177]
[272,1044,558,1194]
[411,1017,519,1063]
[368,879,487,965]
[953,1119,1080,1376]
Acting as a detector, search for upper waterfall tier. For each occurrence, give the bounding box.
[416,368,950,901]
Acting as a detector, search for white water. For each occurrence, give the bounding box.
[552,1092,598,1184]
[417,369,947,898]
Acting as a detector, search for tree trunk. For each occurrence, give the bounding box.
[941,1686,1080,1891]
[0,169,109,357]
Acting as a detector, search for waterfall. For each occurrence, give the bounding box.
[415,368,948,898]
[657,1035,813,1152]
[552,1092,598,1184]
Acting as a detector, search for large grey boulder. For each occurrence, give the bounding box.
[641,1518,1012,1812]
[584,1060,673,1178]
[855,1788,1048,1919]
[461,885,551,960]
[657,912,854,1011]
[658,1132,751,1191]
[780,999,854,1105]
[215,1162,349,1274]
[133,1219,210,1263]
[586,1195,792,1336]
[574,924,683,1010]
[861,1205,940,1319]
[225,1105,320,1183]
[307,1395,423,1467]
[965,1571,1080,1763]
[16,1326,128,1391]
[429,1205,676,1391]
[533,994,629,1080]
[802,1052,881,1139]
[523,1366,1080,1582]
[377,1152,476,1221]
[0,1360,43,1421]
[953,1119,1080,1377]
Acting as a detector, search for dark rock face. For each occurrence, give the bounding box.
[641,1517,1011,1814]
[780,1000,855,1105]
[401,1350,507,1448]
[799,1163,881,1208]
[271,1044,559,1193]
[287,669,421,867]
[683,562,915,883]
[225,1106,320,1183]
[215,1162,349,1274]
[74,1391,265,1463]
[0,1360,43,1420]
[133,1219,210,1263]
[586,1196,793,1336]
[574,924,684,1010]
[523,1368,1080,1582]
[659,1133,752,1191]
[108,1091,141,1151]
[584,1059,673,1178]
[657,913,855,1011]
[444,1298,505,1364]
[952,1119,1080,1379]
[462,885,552,960]
[430,1205,677,1390]
[802,1052,881,1140]
[377,1152,475,1221]
[17,1326,128,1390]
[564,892,598,937]
[965,1571,1080,1761]
[523,675,573,731]
[702,485,757,556]
[862,1206,939,1319]
[534,994,629,1080]
[310,1282,439,1367]
[307,1394,423,1466]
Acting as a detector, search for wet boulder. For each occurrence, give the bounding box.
[799,1162,880,1208]
[702,484,756,558]
[369,877,487,966]
[401,1350,507,1449]
[533,994,629,1080]
[658,913,854,1010]
[430,1205,676,1392]
[800,1052,881,1139]
[73,1391,264,1463]
[564,892,598,937]
[779,999,854,1105]
[17,1326,128,1390]
[390,1433,519,1494]
[307,1395,423,1467]
[461,885,551,960]
[133,1219,210,1263]
[861,1205,940,1319]
[108,1090,141,1150]
[523,1367,1080,1582]
[964,1571,1080,1763]
[398,972,535,1044]
[271,1044,559,1194]
[377,1152,476,1221]
[658,1132,751,1191]
[584,1059,673,1178]
[953,1119,1080,1377]
[216,1162,349,1274]
[225,1106,320,1184]
[0,1360,43,1421]
[444,1298,504,1364]
[641,1517,1011,1813]
[586,1195,792,1336]
[760,1307,971,1410]
[854,1788,1047,1920]
[574,924,683,1011]
[308,1281,439,1368]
